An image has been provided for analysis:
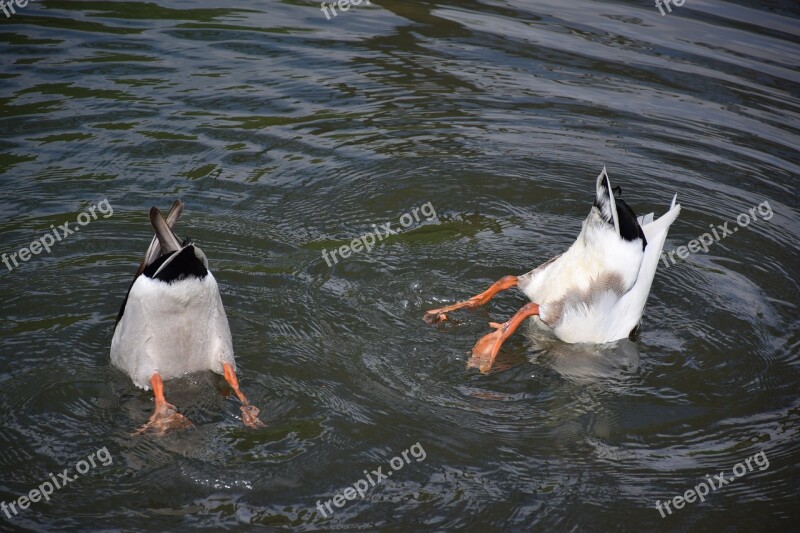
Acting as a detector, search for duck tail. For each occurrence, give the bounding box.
[594,166,620,234]
[134,199,183,279]
[610,193,681,338]
[149,205,183,254]
[117,200,185,325]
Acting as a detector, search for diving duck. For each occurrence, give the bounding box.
[111,200,264,434]
[424,167,680,372]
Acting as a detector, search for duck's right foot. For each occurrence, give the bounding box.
[240,404,266,428]
[467,302,540,374]
[423,310,449,324]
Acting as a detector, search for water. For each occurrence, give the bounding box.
[1,0,798,530]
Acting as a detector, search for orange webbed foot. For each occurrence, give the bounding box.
[134,402,193,436]
[240,404,266,428]
[424,276,520,325]
[223,363,266,429]
[466,302,540,374]
[423,310,449,324]
[467,326,505,373]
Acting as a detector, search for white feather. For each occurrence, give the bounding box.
[603,194,681,340]
[110,271,235,390]
[519,186,680,344]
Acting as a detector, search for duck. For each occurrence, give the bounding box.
[424,167,681,372]
[111,200,264,435]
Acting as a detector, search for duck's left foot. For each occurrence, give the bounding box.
[424,275,520,324]
[240,404,266,428]
[135,372,193,436]
[135,403,193,436]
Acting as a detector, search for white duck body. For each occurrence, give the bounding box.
[518,167,680,344]
[111,204,235,391]
[110,257,234,390]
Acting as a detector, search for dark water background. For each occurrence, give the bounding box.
[1,0,798,530]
